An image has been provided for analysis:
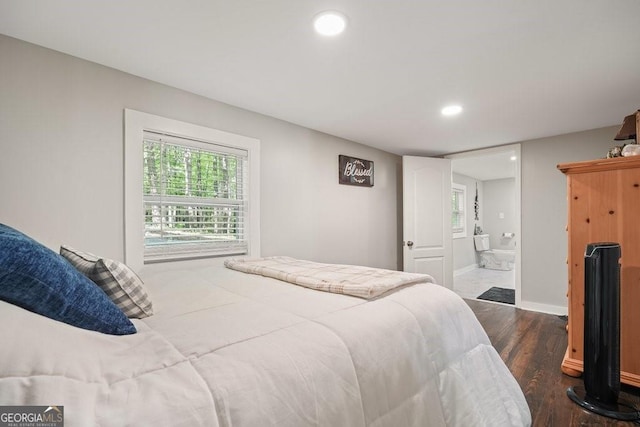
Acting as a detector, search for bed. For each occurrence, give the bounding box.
[0,226,530,426]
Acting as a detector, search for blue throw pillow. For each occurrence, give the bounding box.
[0,223,136,335]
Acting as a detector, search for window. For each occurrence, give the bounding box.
[452,183,466,238]
[143,131,248,261]
[125,110,260,270]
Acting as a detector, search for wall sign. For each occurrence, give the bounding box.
[339,155,374,187]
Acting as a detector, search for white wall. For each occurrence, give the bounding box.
[520,126,617,313]
[0,35,401,270]
[482,178,516,250]
[452,173,483,271]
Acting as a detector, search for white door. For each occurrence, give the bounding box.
[402,156,452,288]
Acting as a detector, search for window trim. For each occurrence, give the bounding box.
[452,183,467,239]
[124,109,260,271]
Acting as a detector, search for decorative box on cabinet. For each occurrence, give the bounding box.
[558,156,640,388]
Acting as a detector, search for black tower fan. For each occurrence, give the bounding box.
[566,242,639,420]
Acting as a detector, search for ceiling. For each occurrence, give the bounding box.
[451,150,517,181]
[1,1,639,156]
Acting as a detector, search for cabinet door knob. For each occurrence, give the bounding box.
[407,241,414,248]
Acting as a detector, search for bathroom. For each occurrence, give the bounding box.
[449,147,519,304]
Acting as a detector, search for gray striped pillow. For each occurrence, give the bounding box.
[60,245,153,319]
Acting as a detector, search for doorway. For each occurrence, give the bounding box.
[446,144,522,307]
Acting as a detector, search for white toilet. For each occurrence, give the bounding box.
[473,234,515,271]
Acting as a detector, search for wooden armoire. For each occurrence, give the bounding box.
[558,155,640,387]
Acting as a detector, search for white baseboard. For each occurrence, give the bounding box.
[519,300,567,316]
[454,264,478,276]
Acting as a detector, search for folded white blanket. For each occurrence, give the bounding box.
[224,256,434,299]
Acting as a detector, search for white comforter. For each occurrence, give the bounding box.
[0,260,531,426]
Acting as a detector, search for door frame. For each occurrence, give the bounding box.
[445,144,522,307]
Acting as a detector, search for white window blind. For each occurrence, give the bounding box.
[142,130,249,261]
[452,184,466,238]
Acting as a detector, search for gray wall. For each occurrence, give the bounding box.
[483,178,516,250]
[520,126,617,312]
[0,35,401,270]
[0,34,623,312]
[452,173,483,271]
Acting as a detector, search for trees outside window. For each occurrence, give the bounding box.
[142,132,248,261]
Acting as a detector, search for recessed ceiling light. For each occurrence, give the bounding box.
[510,155,517,161]
[313,11,347,36]
[441,105,463,116]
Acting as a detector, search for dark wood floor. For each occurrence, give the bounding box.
[465,299,640,427]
